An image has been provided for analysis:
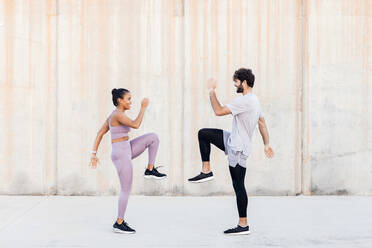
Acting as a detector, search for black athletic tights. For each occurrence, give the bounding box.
[198,128,248,218]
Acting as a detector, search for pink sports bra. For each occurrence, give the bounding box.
[108,111,131,139]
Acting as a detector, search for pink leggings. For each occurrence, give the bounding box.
[111,132,159,219]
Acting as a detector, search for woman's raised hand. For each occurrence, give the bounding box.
[141,98,149,109]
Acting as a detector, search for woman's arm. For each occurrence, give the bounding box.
[90,119,109,168]
[117,98,149,129]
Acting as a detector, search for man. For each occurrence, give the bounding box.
[188,68,274,235]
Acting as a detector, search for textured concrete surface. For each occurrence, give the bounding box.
[0,196,372,248]
[0,1,371,196]
[302,0,372,195]
[0,0,58,195]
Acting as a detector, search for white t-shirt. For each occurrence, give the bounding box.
[225,93,263,157]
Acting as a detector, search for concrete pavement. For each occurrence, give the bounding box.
[0,196,371,248]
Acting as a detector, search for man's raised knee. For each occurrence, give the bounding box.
[198,128,208,139]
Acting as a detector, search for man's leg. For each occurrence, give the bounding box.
[188,128,225,182]
[223,164,250,235]
[198,128,225,172]
[229,164,248,223]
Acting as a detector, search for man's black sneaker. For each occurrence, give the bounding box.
[144,166,167,179]
[113,221,136,234]
[188,171,214,183]
[224,225,250,235]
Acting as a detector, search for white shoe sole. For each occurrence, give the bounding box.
[188,176,214,183]
[224,230,251,236]
[143,175,167,180]
[113,228,136,234]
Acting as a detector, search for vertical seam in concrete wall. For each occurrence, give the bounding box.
[301,0,311,195]
[45,0,58,195]
[300,0,305,195]
[181,0,185,196]
[55,0,59,195]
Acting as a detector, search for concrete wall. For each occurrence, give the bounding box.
[0,0,57,194]
[0,0,371,196]
[303,0,372,195]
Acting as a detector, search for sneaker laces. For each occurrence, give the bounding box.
[225,226,238,232]
[152,166,164,173]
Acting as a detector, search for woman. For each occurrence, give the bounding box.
[90,88,167,234]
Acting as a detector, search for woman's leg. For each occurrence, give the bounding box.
[116,159,133,220]
[130,132,159,169]
[111,143,133,221]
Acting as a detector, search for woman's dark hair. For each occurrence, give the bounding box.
[233,68,255,88]
[112,88,130,106]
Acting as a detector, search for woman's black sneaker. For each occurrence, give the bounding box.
[224,225,250,235]
[144,166,167,179]
[113,221,136,234]
[188,171,214,183]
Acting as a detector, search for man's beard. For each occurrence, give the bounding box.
[236,85,244,93]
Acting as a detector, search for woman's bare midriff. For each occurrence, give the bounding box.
[112,136,129,143]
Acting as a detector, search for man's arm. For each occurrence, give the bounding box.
[209,90,231,116]
[258,117,269,145]
[258,117,274,158]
